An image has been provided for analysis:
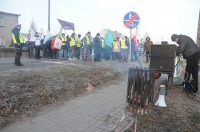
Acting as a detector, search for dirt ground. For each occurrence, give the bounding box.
[124,73,200,132]
[0,60,200,132]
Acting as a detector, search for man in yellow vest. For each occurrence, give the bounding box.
[120,36,129,62]
[59,33,67,60]
[75,34,82,60]
[69,33,76,60]
[83,31,91,61]
[112,37,121,61]
[11,24,24,66]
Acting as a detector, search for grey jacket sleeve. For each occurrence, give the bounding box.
[82,36,86,45]
[177,37,188,54]
[177,35,200,58]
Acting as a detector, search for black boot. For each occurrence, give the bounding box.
[16,60,24,66]
[19,60,24,66]
[14,58,18,66]
[18,63,24,66]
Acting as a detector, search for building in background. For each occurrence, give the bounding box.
[0,11,20,47]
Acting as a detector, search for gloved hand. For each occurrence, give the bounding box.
[17,43,20,45]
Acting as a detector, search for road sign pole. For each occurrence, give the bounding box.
[123,11,140,62]
[129,29,132,62]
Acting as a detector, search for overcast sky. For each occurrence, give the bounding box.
[0,0,199,43]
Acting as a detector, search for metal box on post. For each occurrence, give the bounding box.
[150,45,176,73]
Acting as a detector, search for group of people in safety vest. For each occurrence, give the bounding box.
[11,23,139,66]
[43,31,131,62]
[43,32,133,62]
[41,31,95,61]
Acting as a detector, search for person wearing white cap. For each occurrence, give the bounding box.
[11,24,24,66]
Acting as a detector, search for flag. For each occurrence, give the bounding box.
[56,27,62,38]
[28,28,35,42]
[134,27,140,45]
[43,30,52,44]
[104,30,115,47]
[57,18,74,30]
[133,35,139,46]
[142,31,149,43]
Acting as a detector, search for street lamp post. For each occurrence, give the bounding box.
[48,0,50,31]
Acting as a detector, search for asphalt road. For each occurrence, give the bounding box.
[0,57,76,73]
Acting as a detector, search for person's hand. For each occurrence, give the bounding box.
[17,43,20,45]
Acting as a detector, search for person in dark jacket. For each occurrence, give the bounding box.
[93,33,101,62]
[11,24,24,66]
[144,36,153,63]
[171,34,200,93]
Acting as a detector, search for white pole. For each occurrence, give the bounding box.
[129,29,132,62]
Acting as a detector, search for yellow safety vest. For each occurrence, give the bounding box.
[76,38,81,48]
[61,37,66,45]
[85,35,90,45]
[113,41,120,52]
[101,40,105,48]
[121,40,128,49]
[70,37,76,47]
[12,32,24,44]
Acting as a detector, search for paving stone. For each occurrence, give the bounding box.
[1,79,132,132]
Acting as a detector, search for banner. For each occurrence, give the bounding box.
[57,18,74,30]
[53,37,62,49]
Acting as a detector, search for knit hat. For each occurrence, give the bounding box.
[171,34,178,41]
[15,24,21,28]
[86,31,91,35]
[146,36,150,40]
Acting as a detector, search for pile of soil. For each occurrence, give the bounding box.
[0,62,124,128]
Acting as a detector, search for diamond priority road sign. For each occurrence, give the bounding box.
[123,11,140,29]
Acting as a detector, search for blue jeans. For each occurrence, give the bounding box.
[66,44,70,58]
[59,49,67,59]
[83,45,91,61]
[76,47,81,59]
